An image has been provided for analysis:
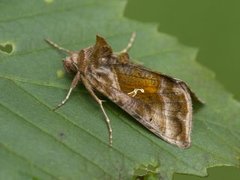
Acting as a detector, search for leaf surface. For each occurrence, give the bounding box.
[0,0,239,179]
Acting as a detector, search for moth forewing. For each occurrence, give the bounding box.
[87,63,193,148]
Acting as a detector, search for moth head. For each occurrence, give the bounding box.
[63,52,79,73]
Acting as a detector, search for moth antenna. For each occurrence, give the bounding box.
[45,39,72,54]
[121,32,136,53]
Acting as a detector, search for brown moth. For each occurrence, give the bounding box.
[45,33,201,148]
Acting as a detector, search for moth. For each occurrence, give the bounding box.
[45,33,202,148]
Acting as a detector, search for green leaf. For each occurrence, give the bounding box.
[0,0,239,179]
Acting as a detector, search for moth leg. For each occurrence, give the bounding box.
[45,39,72,54]
[53,72,81,111]
[81,75,113,147]
[120,32,136,53]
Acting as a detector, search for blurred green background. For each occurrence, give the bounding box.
[125,0,240,179]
